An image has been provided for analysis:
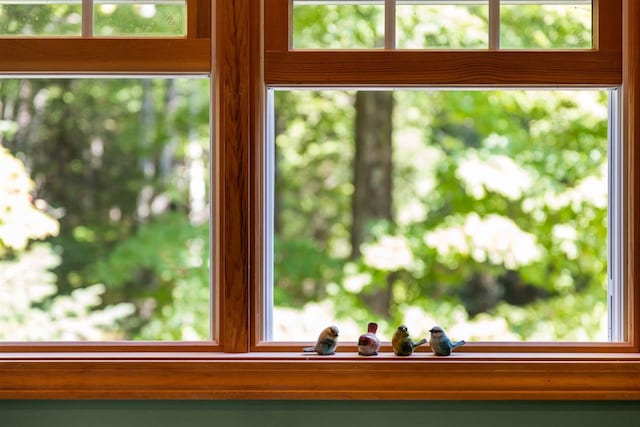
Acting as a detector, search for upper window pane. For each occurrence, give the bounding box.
[501,1,592,49]
[292,1,385,49]
[397,1,489,49]
[0,77,211,341]
[0,0,187,37]
[269,88,610,343]
[95,1,186,36]
[0,2,82,36]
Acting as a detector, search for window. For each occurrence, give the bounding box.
[0,0,215,348]
[267,88,613,343]
[0,0,639,400]
[0,77,211,342]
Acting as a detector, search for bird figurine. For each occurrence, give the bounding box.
[357,322,381,356]
[428,326,465,356]
[303,325,339,355]
[391,325,427,356]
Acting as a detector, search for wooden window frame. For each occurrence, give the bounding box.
[0,0,639,400]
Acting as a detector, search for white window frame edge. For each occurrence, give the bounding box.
[608,87,624,342]
[264,88,276,341]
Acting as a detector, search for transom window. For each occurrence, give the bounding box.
[292,0,593,49]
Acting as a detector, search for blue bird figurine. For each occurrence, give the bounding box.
[392,325,427,356]
[358,322,381,356]
[428,326,465,356]
[303,325,339,355]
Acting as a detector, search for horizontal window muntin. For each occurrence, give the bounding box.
[0,76,212,342]
[263,87,624,347]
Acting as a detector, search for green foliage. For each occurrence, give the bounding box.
[0,3,186,36]
[0,75,210,340]
[0,150,134,340]
[93,213,209,340]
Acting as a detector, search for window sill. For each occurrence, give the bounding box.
[1,352,639,400]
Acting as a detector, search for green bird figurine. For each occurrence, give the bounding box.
[392,325,427,356]
[303,325,339,355]
[428,326,465,356]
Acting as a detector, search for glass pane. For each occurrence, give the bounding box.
[0,2,82,36]
[501,1,592,49]
[95,1,186,36]
[397,1,488,49]
[293,0,385,49]
[0,78,211,341]
[270,88,609,343]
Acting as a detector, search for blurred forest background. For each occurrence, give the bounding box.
[1,2,608,342]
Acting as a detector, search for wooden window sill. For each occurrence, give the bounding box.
[1,352,639,400]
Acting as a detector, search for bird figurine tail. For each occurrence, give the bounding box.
[451,340,465,349]
[413,338,428,347]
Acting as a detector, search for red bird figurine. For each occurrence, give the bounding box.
[358,322,381,356]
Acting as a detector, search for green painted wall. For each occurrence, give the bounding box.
[1,401,639,427]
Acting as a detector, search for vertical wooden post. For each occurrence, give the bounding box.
[215,0,258,352]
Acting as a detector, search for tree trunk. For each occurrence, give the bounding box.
[351,91,394,257]
[350,91,394,317]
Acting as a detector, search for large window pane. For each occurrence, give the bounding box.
[270,88,609,343]
[0,78,211,341]
[293,0,385,49]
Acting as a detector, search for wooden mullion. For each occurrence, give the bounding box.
[595,0,622,52]
[623,0,640,351]
[265,50,621,86]
[188,0,212,39]
[216,0,254,352]
[0,39,210,74]
[264,0,291,51]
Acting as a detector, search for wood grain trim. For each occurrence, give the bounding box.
[215,0,254,352]
[594,0,622,52]
[0,357,638,399]
[188,0,212,39]
[265,51,621,86]
[264,0,290,51]
[250,1,267,350]
[0,39,211,73]
[623,0,640,351]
